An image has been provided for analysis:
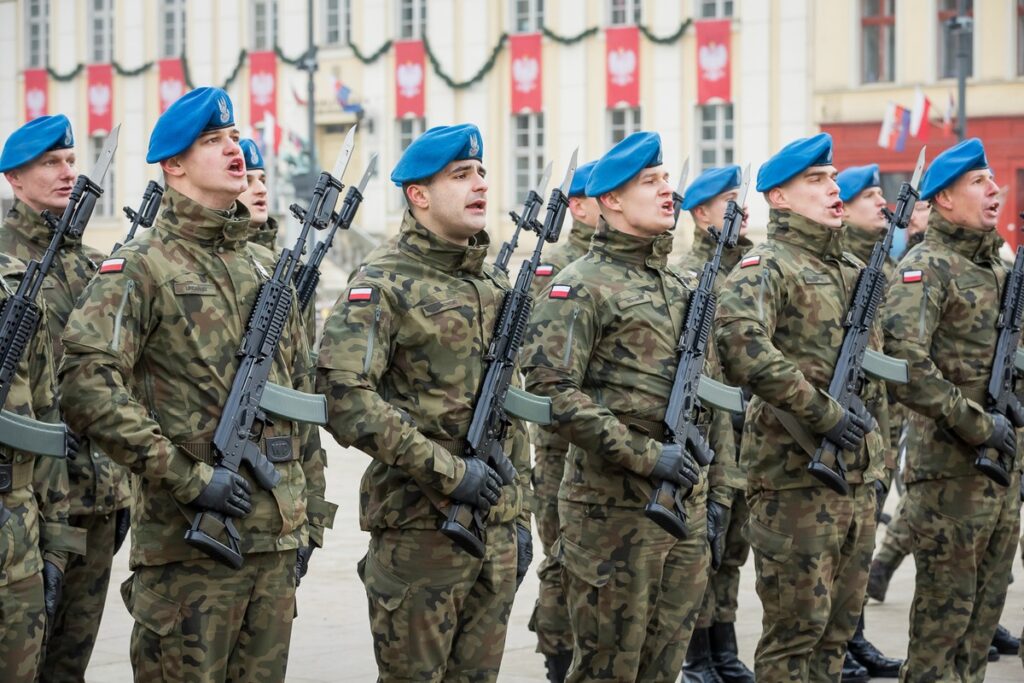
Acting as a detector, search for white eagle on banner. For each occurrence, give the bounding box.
[699,42,728,82]
[251,73,275,107]
[397,62,423,98]
[160,79,184,109]
[89,83,111,116]
[26,89,46,119]
[608,48,636,87]
[512,56,539,93]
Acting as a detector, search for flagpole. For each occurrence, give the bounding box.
[303,0,318,167]
[951,0,971,141]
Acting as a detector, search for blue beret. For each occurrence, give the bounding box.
[756,132,834,192]
[390,123,484,186]
[837,164,881,203]
[239,139,265,171]
[586,132,663,197]
[569,160,598,198]
[0,114,74,173]
[146,87,235,164]
[682,165,742,211]
[920,138,989,201]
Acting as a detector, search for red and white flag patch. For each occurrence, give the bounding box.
[98,258,126,274]
[348,287,374,302]
[549,284,572,299]
[740,255,761,269]
[536,264,554,276]
[902,270,923,284]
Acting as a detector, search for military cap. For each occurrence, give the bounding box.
[569,160,598,198]
[682,165,742,210]
[239,138,265,171]
[0,114,75,173]
[756,132,834,192]
[919,137,989,201]
[585,131,663,197]
[390,123,484,186]
[837,164,881,203]
[146,87,235,163]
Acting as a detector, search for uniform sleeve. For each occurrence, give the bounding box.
[58,264,213,504]
[715,258,845,434]
[703,345,738,507]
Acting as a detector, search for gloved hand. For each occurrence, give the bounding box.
[823,402,871,451]
[448,458,502,516]
[113,507,131,555]
[873,480,887,525]
[515,524,533,591]
[1006,396,1024,429]
[650,443,700,489]
[984,413,1017,460]
[189,468,253,518]
[65,429,81,460]
[43,560,63,627]
[295,544,314,587]
[707,500,730,571]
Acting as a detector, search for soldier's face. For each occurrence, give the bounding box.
[4,149,77,215]
[698,189,749,237]
[164,127,246,210]
[934,169,1000,231]
[772,166,842,228]
[843,186,888,232]
[601,165,675,237]
[908,200,930,237]
[569,196,600,228]
[239,170,269,224]
[410,159,488,245]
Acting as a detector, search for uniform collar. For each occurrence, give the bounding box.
[590,217,675,268]
[842,222,885,264]
[157,186,252,249]
[689,224,754,272]
[925,210,1003,264]
[769,209,845,261]
[397,210,490,276]
[567,219,596,253]
[6,199,83,249]
[248,216,279,251]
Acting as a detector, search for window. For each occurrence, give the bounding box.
[1018,1,1024,75]
[159,0,186,58]
[391,117,426,211]
[513,0,544,33]
[397,0,427,39]
[937,0,973,79]
[91,135,115,218]
[323,0,351,47]
[698,0,734,19]
[608,107,641,146]
[251,0,278,51]
[512,113,545,206]
[25,0,49,68]
[861,0,895,83]
[608,0,641,26]
[88,0,114,63]
[696,104,734,171]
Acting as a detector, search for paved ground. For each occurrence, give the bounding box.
[85,434,1024,681]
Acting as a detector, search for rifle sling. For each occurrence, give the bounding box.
[769,405,820,458]
[177,436,301,465]
[616,415,666,441]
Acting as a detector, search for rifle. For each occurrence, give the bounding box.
[805,149,924,494]
[439,152,576,558]
[294,153,377,313]
[495,162,552,274]
[671,158,690,225]
[184,127,355,568]
[645,165,750,538]
[113,180,164,253]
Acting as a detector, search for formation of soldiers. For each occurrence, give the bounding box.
[0,83,1022,683]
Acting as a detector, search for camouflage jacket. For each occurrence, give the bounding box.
[882,211,1008,483]
[1,254,83,585]
[317,211,531,532]
[248,216,279,252]
[521,219,733,508]
[247,216,318,344]
[0,200,131,515]
[58,187,334,568]
[715,210,888,492]
[528,219,595,299]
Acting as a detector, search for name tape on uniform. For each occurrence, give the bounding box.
[740,255,761,269]
[902,270,923,284]
[536,264,554,277]
[348,286,374,302]
[98,258,126,274]
[549,284,572,299]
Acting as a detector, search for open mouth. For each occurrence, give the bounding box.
[466,199,486,213]
[54,186,73,195]
[828,200,844,218]
[984,201,1000,215]
[253,199,267,210]
[227,157,245,176]
[660,199,674,215]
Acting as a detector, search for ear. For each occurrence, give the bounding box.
[3,171,21,191]
[160,155,186,178]
[692,204,708,226]
[598,191,622,214]
[568,197,586,221]
[405,183,430,211]
[766,187,788,210]
[933,188,955,212]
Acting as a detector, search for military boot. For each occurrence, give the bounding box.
[682,628,723,683]
[544,650,572,683]
[987,645,1000,662]
[708,622,754,683]
[992,624,1021,655]
[866,558,896,602]
[841,652,870,683]
[847,615,901,677]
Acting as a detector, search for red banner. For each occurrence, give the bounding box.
[87,64,114,135]
[158,58,187,113]
[696,19,731,104]
[606,26,639,109]
[24,68,48,121]
[510,33,542,114]
[249,51,277,134]
[394,40,425,118]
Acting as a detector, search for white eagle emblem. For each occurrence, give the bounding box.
[88,83,111,116]
[468,134,479,158]
[63,125,72,146]
[26,89,46,119]
[160,78,184,109]
[217,97,230,123]
[397,61,423,98]
[249,146,259,165]
[512,56,539,93]
[608,48,636,87]
[699,42,728,82]
[251,72,275,107]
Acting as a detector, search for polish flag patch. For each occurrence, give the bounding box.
[536,264,554,276]
[348,287,374,302]
[98,258,126,274]
[549,285,572,299]
[902,270,923,284]
[740,255,761,269]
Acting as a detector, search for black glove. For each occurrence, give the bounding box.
[823,403,871,451]
[706,500,730,571]
[65,429,81,460]
[189,468,253,518]
[515,524,533,590]
[295,544,314,587]
[113,507,131,555]
[448,458,502,515]
[43,560,63,626]
[1007,396,1024,429]
[984,413,1018,460]
[873,480,887,525]
[650,443,700,489]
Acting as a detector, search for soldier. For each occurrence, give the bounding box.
[237,138,279,253]
[316,124,532,682]
[526,158,598,683]
[0,113,132,682]
[676,165,755,683]
[58,87,334,681]
[522,131,733,682]
[881,138,1022,682]
[715,133,889,682]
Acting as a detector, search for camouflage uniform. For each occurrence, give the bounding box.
[522,219,733,682]
[248,216,279,252]
[0,254,83,683]
[0,199,132,681]
[58,187,334,682]
[715,210,889,682]
[526,218,594,658]
[316,211,530,682]
[881,211,1022,682]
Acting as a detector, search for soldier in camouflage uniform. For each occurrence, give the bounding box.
[676,165,755,683]
[58,88,334,682]
[316,124,533,682]
[237,139,280,254]
[522,132,733,682]
[715,133,889,682]
[881,138,1021,682]
[0,114,133,682]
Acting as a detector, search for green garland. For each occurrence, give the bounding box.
[46,63,84,81]
[639,19,693,44]
[275,44,310,68]
[541,24,599,45]
[113,60,154,77]
[351,39,393,65]
[423,33,508,90]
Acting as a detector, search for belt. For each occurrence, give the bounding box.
[0,459,34,493]
[428,437,468,457]
[617,415,666,442]
[176,435,301,465]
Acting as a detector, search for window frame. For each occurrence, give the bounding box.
[322,0,351,47]
[607,0,642,27]
[251,0,278,52]
[159,0,187,59]
[607,107,642,147]
[511,112,545,207]
[397,0,428,40]
[695,103,735,173]
[936,0,973,80]
[511,0,544,33]
[24,0,49,69]
[859,0,895,84]
[88,0,114,64]
[697,0,734,20]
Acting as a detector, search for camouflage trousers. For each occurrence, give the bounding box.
[558,497,710,682]
[746,483,875,682]
[899,472,1021,683]
[122,551,296,683]
[875,492,913,571]
[40,512,118,682]
[0,572,45,683]
[358,523,517,682]
[696,486,750,629]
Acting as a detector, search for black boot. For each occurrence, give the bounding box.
[992,624,1021,655]
[682,628,724,683]
[866,558,895,602]
[847,614,902,677]
[543,650,572,683]
[708,622,754,683]
[987,645,1000,662]
[841,652,870,683]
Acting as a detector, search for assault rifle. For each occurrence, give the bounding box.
[184,127,355,568]
[113,180,163,253]
[495,162,552,274]
[440,152,576,558]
